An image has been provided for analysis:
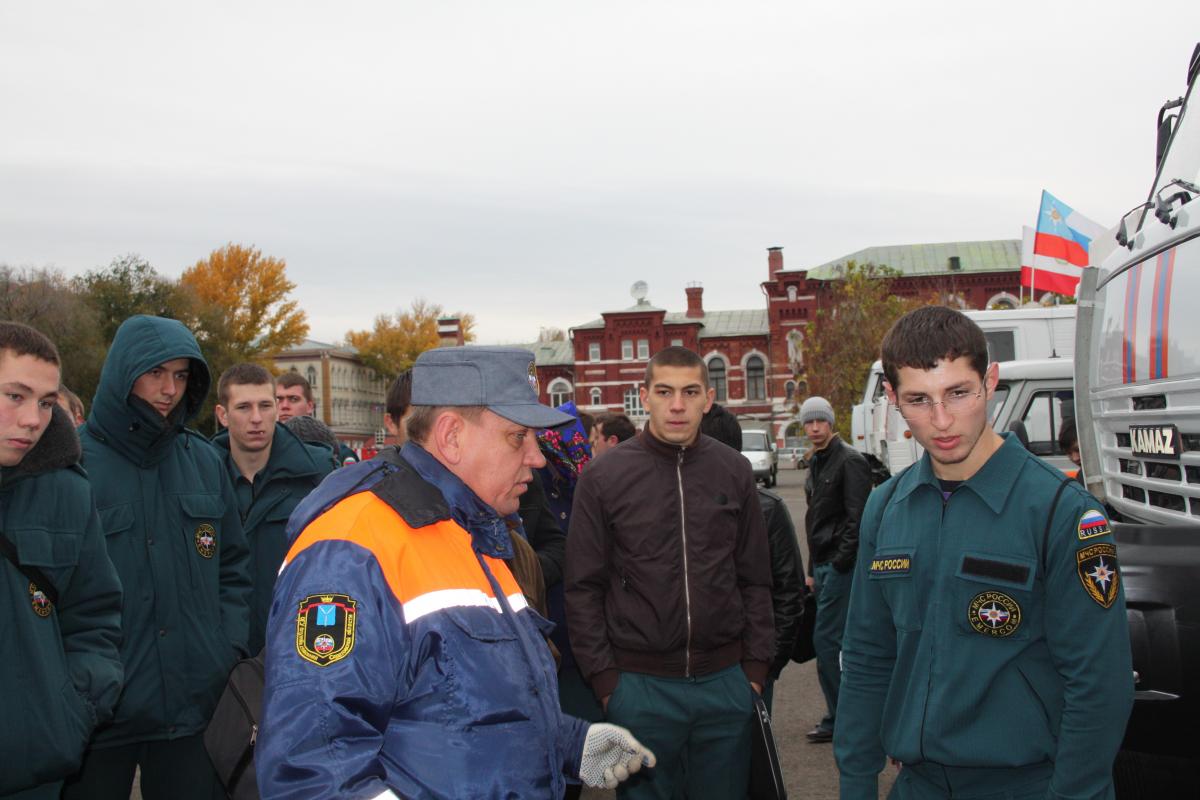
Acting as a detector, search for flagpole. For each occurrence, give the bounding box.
[1031,191,1046,305]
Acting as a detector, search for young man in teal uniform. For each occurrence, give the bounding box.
[212,363,332,653]
[835,306,1133,799]
[0,323,123,800]
[66,315,251,800]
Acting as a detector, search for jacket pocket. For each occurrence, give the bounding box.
[866,546,922,632]
[953,550,1037,641]
[441,608,533,726]
[179,493,224,593]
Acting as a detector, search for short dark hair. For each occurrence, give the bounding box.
[1058,417,1079,452]
[218,363,275,406]
[385,369,412,422]
[0,321,60,367]
[405,405,484,445]
[881,306,989,392]
[577,411,595,436]
[277,371,313,403]
[644,346,708,388]
[59,385,84,420]
[595,412,636,444]
[699,403,742,451]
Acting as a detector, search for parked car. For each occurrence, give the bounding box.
[741,429,778,487]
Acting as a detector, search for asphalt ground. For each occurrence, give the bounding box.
[584,464,896,799]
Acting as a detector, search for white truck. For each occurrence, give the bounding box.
[1073,43,1200,793]
[851,306,1076,479]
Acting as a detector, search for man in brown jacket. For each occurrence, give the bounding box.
[565,346,774,799]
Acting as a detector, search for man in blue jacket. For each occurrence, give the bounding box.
[0,322,123,800]
[835,307,1133,799]
[212,362,332,653]
[65,315,251,800]
[258,346,654,799]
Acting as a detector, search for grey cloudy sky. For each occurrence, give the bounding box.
[3,2,1198,344]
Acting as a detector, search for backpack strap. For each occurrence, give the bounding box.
[0,530,59,605]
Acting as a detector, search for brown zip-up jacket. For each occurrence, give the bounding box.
[565,429,774,700]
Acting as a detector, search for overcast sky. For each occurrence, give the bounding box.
[3,2,1198,344]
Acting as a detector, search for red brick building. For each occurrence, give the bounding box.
[530,240,1023,445]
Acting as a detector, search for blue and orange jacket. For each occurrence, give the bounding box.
[257,443,589,800]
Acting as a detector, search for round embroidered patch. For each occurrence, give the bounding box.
[195,524,217,558]
[29,582,52,617]
[968,590,1021,637]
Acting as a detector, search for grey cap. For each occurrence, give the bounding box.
[800,396,835,425]
[412,346,573,429]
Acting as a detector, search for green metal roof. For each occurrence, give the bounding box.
[803,239,1021,280]
[514,340,575,366]
[665,309,767,338]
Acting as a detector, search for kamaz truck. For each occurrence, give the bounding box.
[1074,43,1200,795]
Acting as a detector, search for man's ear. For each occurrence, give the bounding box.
[215,405,229,428]
[703,386,715,412]
[429,410,466,465]
[984,362,1000,394]
[883,380,897,406]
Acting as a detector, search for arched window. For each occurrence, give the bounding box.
[787,285,798,303]
[548,378,572,408]
[785,380,796,401]
[590,387,603,406]
[306,366,317,388]
[623,387,644,418]
[746,356,766,401]
[708,358,727,402]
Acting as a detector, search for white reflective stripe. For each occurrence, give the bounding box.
[369,790,401,800]
[402,588,529,623]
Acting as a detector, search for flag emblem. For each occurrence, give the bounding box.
[1078,510,1111,540]
[296,593,357,666]
[968,590,1022,637]
[1077,544,1120,608]
[29,583,52,618]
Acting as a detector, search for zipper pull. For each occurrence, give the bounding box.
[250,723,258,747]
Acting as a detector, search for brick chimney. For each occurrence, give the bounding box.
[437,317,464,347]
[768,246,784,276]
[685,282,704,318]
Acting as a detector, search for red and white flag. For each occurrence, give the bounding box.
[1021,191,1107,297]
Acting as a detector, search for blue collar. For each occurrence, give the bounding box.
[400,442,515,559]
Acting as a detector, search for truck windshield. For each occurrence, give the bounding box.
[1151,85,1200,214]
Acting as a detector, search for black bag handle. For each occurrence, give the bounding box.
[0,530,59,605]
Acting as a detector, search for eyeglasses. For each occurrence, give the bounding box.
[897,387,984,419]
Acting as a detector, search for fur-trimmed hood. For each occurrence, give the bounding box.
[0,404,81,487]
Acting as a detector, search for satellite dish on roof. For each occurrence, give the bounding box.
[631,281,649,302]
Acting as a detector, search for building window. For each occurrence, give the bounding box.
[746,356,766,401]
[548,378,572,408]
[590,387,603,406]
[624,387,644,418]
[670,338,683,347]
[637,339,649,359]
[787,285,798,303]
[708,358,727,402]
[589,342,601,361]
[785,380,796,401]
[622,339,633,360]
[306,366,317,388]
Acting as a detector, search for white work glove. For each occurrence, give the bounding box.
[579,723,657,789]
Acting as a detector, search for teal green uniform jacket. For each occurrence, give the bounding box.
[836,434,1133,799]
[80,315,251,748]
[0,406,123,795]
[212,423,331,653]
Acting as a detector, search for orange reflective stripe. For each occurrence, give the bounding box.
[282,491,524,615]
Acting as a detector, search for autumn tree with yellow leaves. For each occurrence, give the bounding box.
[346,299,476,380]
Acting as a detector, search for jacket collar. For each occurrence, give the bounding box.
[894,432,1026,513]
[639,427,704,461]
[400,442,515,559]
[213,423,326,485]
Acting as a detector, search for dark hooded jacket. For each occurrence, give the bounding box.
[0,405,123,793]
[80,315,251,747]
[212,423,332,653]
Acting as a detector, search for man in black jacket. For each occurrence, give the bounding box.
[700,403,805,711]
[801,395,870,744]
[566,347,774,799]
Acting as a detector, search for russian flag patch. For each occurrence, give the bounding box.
[1078,510,1111,540]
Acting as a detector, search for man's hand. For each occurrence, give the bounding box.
[579,723,656,789]
[751,682,762,695]
[601,694,610,714]
[805,575,815,591]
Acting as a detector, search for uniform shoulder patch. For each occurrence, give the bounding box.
[1077,509,1111,540]
[296,593,357,666]
[968,590,1022,637]
[1076,543,1120,608]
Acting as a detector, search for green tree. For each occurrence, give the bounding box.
[74,254,188,344]
[802,261,927,440]
[1,265,106,411]
[346,299,477,381]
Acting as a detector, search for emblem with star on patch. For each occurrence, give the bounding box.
[968,590,1022,637]
[1076,543,1120,608]
[295,593,357,666]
